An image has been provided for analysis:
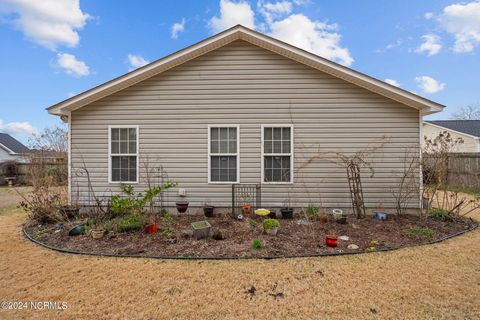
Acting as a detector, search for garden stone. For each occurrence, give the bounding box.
[347,244,359,250]
[339,235,349,241]
[296,219,312,226]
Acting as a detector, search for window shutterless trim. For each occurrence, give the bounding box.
[207,125,240,184]
[108,125,139,184]
[261,124,294,184]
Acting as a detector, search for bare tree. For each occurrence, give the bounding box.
[28,124,68,160]
[451,104,480,120]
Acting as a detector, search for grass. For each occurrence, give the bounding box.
[425,183,480,196]
[0,191,479,319]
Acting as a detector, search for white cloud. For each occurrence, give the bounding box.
[0,119,38,137]
[56,53,90,76]
[258,0,293,23]
[438,1,480,53]
[385,79,400,87]
[415,76,446,94]
[171,18,185,39]
[207,0,353,66]
[208,0,255,33]
[268,14,353,66]
[424,12,434,20]
[415,34,442,56]
[127,54,149,71]
[0,0,90,50]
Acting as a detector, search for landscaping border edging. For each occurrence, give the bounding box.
[23,219,478,261]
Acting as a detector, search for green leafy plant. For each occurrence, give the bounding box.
[306,203,319,218]
[252,239,262,249]
[249,219,257,227]
[406,226,434,238]
[111,182,177,215]
[161,227,174,238]
[263,218,280,230]
[117,214,144,233]
[429,208,453,221]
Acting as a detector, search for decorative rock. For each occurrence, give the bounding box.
[338,235,349,241]
[296,219,312,226]
[351,223,359,229]
[347,244,359,250]
[236,214,244,221]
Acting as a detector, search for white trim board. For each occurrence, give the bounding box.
[47,25,444,117]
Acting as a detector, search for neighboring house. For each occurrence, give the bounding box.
[0,133,29,163]
[47,25,443,211]
[423,120,480,152]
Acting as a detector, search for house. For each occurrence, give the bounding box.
[0,133,29,163]
[47,25,443,212]
[423,120,480,152]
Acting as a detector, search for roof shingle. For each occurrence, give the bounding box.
[0,133,29,154]
[425,120,480,138]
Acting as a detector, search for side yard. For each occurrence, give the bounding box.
[0,187,478,319]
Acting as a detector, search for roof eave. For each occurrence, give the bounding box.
[47,24,445,116]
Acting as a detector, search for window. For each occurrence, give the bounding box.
[109,126,138,183]
[262,126,293,183]
[208,126,239,183]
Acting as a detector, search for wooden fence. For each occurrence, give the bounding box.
[423,153,480,189]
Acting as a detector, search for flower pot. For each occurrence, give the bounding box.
[91,229,105,240]
[281,208,293,219]
[325,235,338,247]
[268,209,276,219]
[203,206,214,217]
[242,204,253,215]
[145,223,158,234]
[176,201,189,213]
[336,216,347,224]
[264,227,278,236]
[191,221,211,240]
[59,206,80,219]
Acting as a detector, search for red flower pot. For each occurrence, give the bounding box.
[326,235,338,247]
[145,223,158,234]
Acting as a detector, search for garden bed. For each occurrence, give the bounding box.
[25,213,477,259]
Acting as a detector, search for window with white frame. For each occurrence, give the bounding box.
[109,126,138,183]
[209,126,239,182]
[262,126,293,183]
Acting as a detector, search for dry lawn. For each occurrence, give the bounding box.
[0,188,479,320]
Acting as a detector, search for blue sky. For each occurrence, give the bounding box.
[1,0,479,142]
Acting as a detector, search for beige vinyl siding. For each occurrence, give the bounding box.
[71,40,421,211]
[422,123,479,153]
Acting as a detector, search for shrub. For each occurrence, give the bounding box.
[249,219,257,226]
[117,214,144,233]
[263,218,279,230]
[406,226,434,238]
[306,203,319,218]
[429,208,453,222]
[252,239,262,249]
[161,227,174,238]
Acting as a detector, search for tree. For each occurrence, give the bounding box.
[451,104,480,120]
[28,124,68,160]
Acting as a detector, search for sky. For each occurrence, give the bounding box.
[0,0,479,143]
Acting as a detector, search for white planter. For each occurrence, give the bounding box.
[265,227,278,236]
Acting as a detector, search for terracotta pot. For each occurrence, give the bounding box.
[145,223,158,234]
[176,201,189,213]
[242,204,253,215]
[325,235,338,247]
[91,229,105,240]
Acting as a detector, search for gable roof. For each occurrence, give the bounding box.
[47,25,444,116]
[425,120,480,138]
[0,133,29,154]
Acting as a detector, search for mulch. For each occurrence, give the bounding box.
[26,212,477,258]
